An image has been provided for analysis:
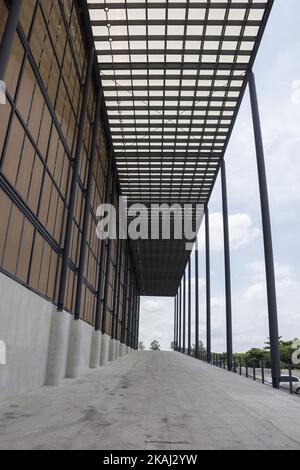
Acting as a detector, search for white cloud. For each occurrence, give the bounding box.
[291,80,300,105]
[198,212,260,253]
[139,260,300,355]
[139,297,174,351]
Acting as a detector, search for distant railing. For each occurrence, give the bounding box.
[178,348,300,397]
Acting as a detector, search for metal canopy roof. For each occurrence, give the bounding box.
[86,0,273,297]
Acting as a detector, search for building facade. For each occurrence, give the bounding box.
[0,0,140,401]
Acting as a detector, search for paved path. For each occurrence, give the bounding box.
[0,351,300,450]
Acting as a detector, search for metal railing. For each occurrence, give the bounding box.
[179,348,300,397]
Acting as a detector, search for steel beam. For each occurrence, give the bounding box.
[205,206,211,363]
[0,0,22,81]
[57,47,94,312]
[248,70,280,389]
[74,93,101,320]
[221,159,233,371]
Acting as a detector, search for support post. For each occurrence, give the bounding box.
[248,70,280,389]
[0,0,22,81]
[183,272,186,354]
[188,258,192,356]
[95,154,113,331]
[126,270,132,348]
[179,283,182,352]
[57,47,94,312]
[221,159,233,371]
[127,274,134,348]
[136,296,140,350]
[114,239,123,343]
[195,248,200,358]
[102,170,116,335]
[74,93,101,320]
[174,296,177,350]
[121,242,130,345]
[132,284,137,349]
[111,234,121,340]
[205,206,211,363]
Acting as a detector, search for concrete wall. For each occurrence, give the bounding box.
[0,274,130,402]
[0,273,53,402]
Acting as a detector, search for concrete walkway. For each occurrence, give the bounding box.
[0,351,300,450]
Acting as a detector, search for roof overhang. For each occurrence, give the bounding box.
[84,0,274,296]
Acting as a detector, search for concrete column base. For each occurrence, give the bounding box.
[122,344,127,356]
[66,320,83,379]
[108,338,116,362]
[115,341,120,360]
[118,342,123,357]
[100,334,110,366]
[90,330,102,369]
[45,309,71,386]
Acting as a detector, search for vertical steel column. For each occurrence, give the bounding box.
[112,236,122,340]
[176,293,179,351]
[188,259,192,356]
[74,93,101,320]
[131,281,137,349]
[0,0,22,81]
[134,295,139,350]
[95,154,113,331]
[205,206,211,363]
[121,242,130,345]
[135,296,141,350]
[183,272,186,354]
[132,284,137,349]
[174,296,177,350]
[249,71,280,389]
[178,283,182,352]
[195,248,200,357]
[133,283,138,349]
[101,170,117,336]
[221,159,233,371]
[114,239,123,342]
[126,276,131,347]
[57,47,94,312]
[127,274,133,347]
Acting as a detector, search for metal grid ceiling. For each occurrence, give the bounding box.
[86,0,273,296]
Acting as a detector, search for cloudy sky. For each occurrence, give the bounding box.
[139,0,300,352]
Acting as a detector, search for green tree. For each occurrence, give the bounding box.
[138,341,146,351]
[264,337,300,365]
[150,340,161,351]
[192,341,206,356]
[245,348,268,367]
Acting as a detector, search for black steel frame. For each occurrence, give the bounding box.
[221,159,233,371]
[0,0,140,348]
